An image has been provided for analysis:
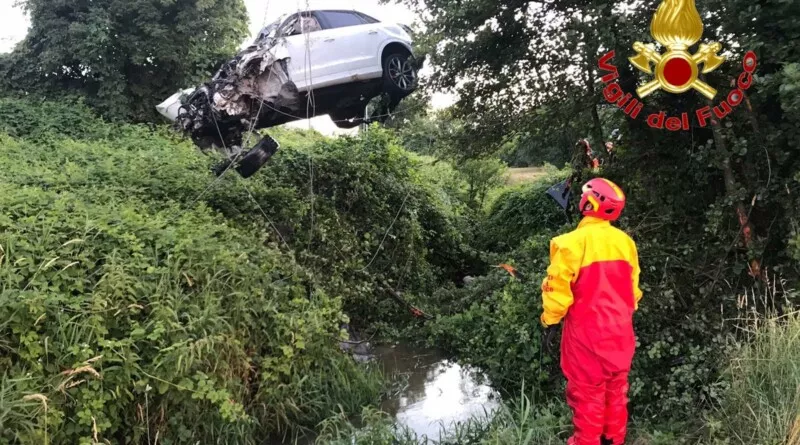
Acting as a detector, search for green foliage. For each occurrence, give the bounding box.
[458,158,508,209]
[711,313,800,444]
[439,393,569,445]
[315,391,572,445]
[0,97,474,443]
[423,232,561,395]
[479,171,570,252]
[0,97,112,142]
[246,129,478,326]
[399,0,800,425]
[315,406,419,445]
[0,130,377,443]
[3,0,249,122]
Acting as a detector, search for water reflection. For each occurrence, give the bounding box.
[375,345,500,440]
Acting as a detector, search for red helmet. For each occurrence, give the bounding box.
[579,178,626,221]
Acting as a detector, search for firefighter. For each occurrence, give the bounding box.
[540,178,642,445]
[572,139,598,171]
[603,141,616,166]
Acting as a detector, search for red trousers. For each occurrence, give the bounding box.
[561,316,635,445]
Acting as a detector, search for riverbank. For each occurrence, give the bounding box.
[319,312,800,444]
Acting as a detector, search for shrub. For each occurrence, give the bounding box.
[0,95,475,330]
[0,155,380,442]
[458,158,508,209]
[425,232,562,395]
[479,171,570,252]
[0,96,476,442]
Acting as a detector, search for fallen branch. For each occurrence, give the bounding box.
[380,283,434,320]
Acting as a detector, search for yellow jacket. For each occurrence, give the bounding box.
[540,217,642,327]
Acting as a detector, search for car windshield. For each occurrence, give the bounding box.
[254,18,282,43]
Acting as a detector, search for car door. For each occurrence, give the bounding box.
[276,13,327,92]
[312,11,383,85]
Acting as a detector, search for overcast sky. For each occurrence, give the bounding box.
[0,0,454,135]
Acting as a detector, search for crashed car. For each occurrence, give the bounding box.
[157,9,419,178]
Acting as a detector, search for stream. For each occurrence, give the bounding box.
[373,344,501,440]
[272,343,501,444]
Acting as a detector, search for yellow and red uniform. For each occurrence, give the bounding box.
[541,215,642,445]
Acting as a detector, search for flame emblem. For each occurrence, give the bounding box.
[629,0,725,99]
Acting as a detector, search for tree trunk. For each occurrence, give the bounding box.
[707,109,762,279]
[591,103,605,153]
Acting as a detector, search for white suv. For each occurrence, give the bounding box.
[272,10,417,103]
[157,9,418,177]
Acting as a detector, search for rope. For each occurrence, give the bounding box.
[258,99,427,126]
[242,181,291,249]
[302,0,317,124]
[360,190,412,272]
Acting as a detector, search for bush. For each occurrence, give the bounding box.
[0,133,388,443]
[458,158,508,209]
[479,171,570,252]
[0,97,113,142]
[424,231,562,395]
[0,95,475,329]
[0,97,473,443]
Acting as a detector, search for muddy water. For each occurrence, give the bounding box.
[374,344,501,440]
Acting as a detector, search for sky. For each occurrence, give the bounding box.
[0,0,455,136]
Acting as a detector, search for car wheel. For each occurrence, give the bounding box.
[235,134,280,179]
[383,53,417,97]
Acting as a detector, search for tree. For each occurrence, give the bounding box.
[4,0,249,122]
[397,0,647,155]
[399,0,800,416]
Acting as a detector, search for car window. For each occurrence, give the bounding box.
[255,19,281,43]
[279,13,322,37]
[358,13,380,24]
[278,15,298,37]
[319,11,367,29]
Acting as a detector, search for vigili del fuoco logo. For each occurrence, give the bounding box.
[598,0,757,130]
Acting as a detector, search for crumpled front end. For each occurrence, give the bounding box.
[159,35,301,156]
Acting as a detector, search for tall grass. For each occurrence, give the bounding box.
[440,391,569,445]
[714,312,800,444]
[314,387,569,445]
[0,376,47,443]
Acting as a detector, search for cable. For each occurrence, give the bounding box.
[258,99,427,126]
[297,0,319,254]
[360,190,412,272]
[242,181,291,249]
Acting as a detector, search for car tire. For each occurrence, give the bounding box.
[235,134,280,179]
[383,52,417,98]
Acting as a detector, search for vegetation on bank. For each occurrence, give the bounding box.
[318,312,800,445]
[1,97,797,444]
[0,98,472,444]
[1,0,798,441]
